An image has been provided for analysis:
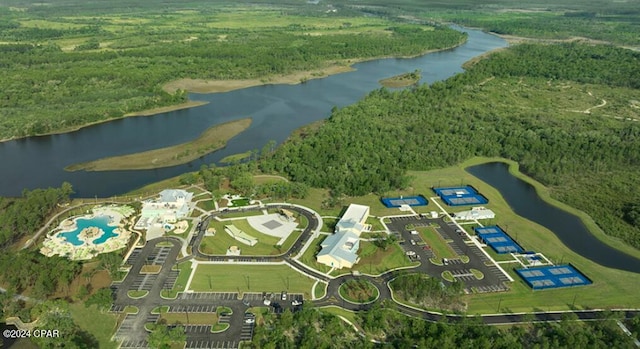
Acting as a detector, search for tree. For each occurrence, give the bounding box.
[84,287,114,311]
[148,324,186,349]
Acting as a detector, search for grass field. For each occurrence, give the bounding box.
[346,241,418,276]
[299,235,333,274]
[403,157,640,313]
[199,218,300,256]
[189,264,315,298]
[69,302,118,349]
[65,118,252,171]
[379,71,421,88]
[220,151,252,164]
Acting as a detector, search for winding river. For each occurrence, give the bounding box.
[0,26,506,198]
[467,162,640,273]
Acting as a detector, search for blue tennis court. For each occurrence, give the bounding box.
[516,265,592,290]
[475,226,524,254]
[432,185,488,206]
[381,195,428,208]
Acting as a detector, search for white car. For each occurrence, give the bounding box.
[292,300,302,306]
[244,318,255,324]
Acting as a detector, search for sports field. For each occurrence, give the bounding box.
[189,264,315,298]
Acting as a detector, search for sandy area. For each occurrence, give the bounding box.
[124,100,209,117]
[163,64,355,94]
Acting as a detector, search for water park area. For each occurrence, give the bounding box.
[134,189,194,239]
[433,185,489,206]
[40,205,134,260]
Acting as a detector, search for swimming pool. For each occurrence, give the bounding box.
[57,215,119,246]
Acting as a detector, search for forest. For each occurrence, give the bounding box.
[0,3,465,140]
[261,42,640,249]
[250,305,639,348]
[0,183,73,247]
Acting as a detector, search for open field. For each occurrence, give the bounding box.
[65,118,252,171]
[403,157,640,313]
[199,219,300,256]
[189,264,315,297]
[346,241,418,276]
[69,302,118,349]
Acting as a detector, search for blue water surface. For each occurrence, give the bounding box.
[57,215,119,246]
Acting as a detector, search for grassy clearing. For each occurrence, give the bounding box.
[199,219,298,256]
[405,157,640,313]
[339,280,379,303]
[299,235,333,274]
[69,302,118,349]
[320,306,359,325]
[189,264,315,298]
[416,227,457,260]
[349,241,418,276]
[220,151,252,164]
[314,282,327,299]
[161,262,193,299]
[65,118,252,171]
[289,189,402,218]
[366,216,386,231]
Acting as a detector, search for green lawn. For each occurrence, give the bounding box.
[366,216,386,231]
[217,210,264,219]
[407,157,640,313]
[196,199,216,212]
[199,219,295,256]
[416,226,457,260]
[189,264,315,298]
[314,282,327,299]
[348,241,418,276]
[288,189,404,218]
[320,306,359,325]
[299,235,333,274]
[69,302,118,349]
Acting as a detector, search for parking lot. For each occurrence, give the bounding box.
[129,274,157,291]
[162,270,179,290]
[186,340,238,349]
[147,246,172,265]
[179,292,239,301]
[169,305,217,313]
[113,314,137,342]
[240,313,255,341]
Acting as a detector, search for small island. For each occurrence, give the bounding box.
[65,118,252,171]
[379,70,421,88]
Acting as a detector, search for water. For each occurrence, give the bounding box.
[57,215,119,246]
[0,26,507,198]
[467,162,640,273]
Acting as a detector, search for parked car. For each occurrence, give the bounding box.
[281,291,287,301]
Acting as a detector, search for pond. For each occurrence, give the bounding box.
[466,162,640,273]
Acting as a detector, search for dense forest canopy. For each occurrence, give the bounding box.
[261,42,640,249]
[0,3,465,140]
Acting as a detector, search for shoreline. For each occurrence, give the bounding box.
[163,40,467,95]
[0,39,466,145]
[0,100,209,144]
[65,118,252,172]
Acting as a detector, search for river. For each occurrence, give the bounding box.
[0,27,507,197]
[467,162,640,273]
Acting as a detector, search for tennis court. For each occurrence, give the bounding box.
[432,186,488,206]
[475,225,524,254]
[381,195,428,208]
[516,265,592,290]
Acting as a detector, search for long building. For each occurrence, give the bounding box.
[316,204,370,269]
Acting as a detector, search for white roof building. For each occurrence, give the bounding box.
[317,204,370,269]
[335,204,370,236]
[135,189,194,231]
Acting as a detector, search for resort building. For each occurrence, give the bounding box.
[135,189,194,230]
[316,204,370,269]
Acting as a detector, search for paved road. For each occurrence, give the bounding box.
[109,203,640,349]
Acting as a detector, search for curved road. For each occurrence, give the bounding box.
[188,204,640,324]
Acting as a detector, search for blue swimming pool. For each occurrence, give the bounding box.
[58,215,118,246]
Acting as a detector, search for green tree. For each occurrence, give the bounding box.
[148,324,186,349]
